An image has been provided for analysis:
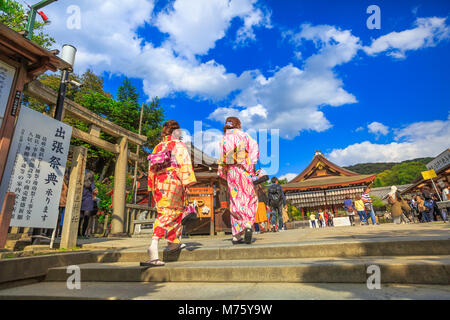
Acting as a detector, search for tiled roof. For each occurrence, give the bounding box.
[283,174,376,190]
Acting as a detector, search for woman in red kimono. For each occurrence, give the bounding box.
[142,120,196,267]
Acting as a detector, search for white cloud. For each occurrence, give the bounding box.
[368,121,389,136]
[155,0,271,57]
[279,173,297,182]
[363,17,450,58]
[43,0,266,100]
[355,126,364,132]
[327,119,450,166]
[209,24,360,138]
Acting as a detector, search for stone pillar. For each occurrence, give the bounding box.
[111,137,128,236]
[60,146,87,249]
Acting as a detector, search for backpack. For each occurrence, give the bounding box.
[268,185,282,205]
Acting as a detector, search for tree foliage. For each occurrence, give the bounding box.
[0,0,55,48]
[344,158,433,175]
[372,161,427,187]
[23,70,165,179]
[287,205,302,221]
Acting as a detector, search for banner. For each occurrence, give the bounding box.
[0,107,72,228]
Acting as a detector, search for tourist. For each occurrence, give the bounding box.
[255,184,269,233]
[87,193,101,236]
[354,194,367,225]
[344,195,356,226]
[361,186,378,225]
[432,193,446,222]
[422,187,434,222]
[441,182,449,222]
[143,120,197,267]
[387,186,404,224]
[415,194,428,222]
[268,177,287,232]
[310,212,317,228]
[282,204,289,230]
[56,171,69,237]
[327,211,334,227]
[79,169,97,238]
[316,211,322,228]
[218,117,259,244]
[267,206,274,232]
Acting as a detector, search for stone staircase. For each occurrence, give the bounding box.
[43,239,450,285]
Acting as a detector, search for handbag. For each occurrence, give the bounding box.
[181,203,198,225]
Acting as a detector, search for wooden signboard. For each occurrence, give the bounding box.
[187,186,213,218]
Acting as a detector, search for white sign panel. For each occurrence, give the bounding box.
[0,60,16,126]
[0,107,72,228]
[333,217,352,227]
[426,149,450,173]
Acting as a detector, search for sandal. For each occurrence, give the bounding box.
[232,238,245,245]
[140,259,165,267]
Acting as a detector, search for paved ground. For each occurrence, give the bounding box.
[75,221,450,251]
[1,282,449,300]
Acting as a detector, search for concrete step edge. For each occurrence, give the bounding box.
[45,256,450,285]
[91,239,450,263]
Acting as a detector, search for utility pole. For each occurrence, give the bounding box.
[25,0,57,40]
[132,103,144,204]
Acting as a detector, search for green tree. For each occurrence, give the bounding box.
[0,0,55,48]
[373,161,426,187]
[287,205,302,220]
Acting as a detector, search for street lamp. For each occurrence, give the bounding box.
[25,0,57,40]
[54,44,77,121]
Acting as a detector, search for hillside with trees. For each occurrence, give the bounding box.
[344,158,433,188]
[343,158,433,175]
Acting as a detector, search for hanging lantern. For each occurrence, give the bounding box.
[38,10,49,22]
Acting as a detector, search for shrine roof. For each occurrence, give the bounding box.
[282,174,376,191]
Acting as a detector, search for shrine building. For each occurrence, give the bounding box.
[282,151,376,217]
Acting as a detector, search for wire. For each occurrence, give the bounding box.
[20,0,31,8]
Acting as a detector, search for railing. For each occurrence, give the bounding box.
[125,204,157,236]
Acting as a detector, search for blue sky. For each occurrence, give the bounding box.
[40,0,450,181]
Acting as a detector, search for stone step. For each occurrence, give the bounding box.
[45,255,450,284]
[2,282,450,300]
[90,239,450,263]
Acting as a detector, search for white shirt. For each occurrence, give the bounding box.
[443,188,449,201]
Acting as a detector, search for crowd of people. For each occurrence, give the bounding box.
[407,184,448,223]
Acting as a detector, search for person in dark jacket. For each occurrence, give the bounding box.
[267,177,286,232]
[78,170,97,238]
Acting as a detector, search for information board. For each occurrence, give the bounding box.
[0,107,72,228]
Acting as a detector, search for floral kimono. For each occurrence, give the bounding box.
[148,136,196,243]
[218,129,259,236]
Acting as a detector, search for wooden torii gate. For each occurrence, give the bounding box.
[24,80,147,247]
